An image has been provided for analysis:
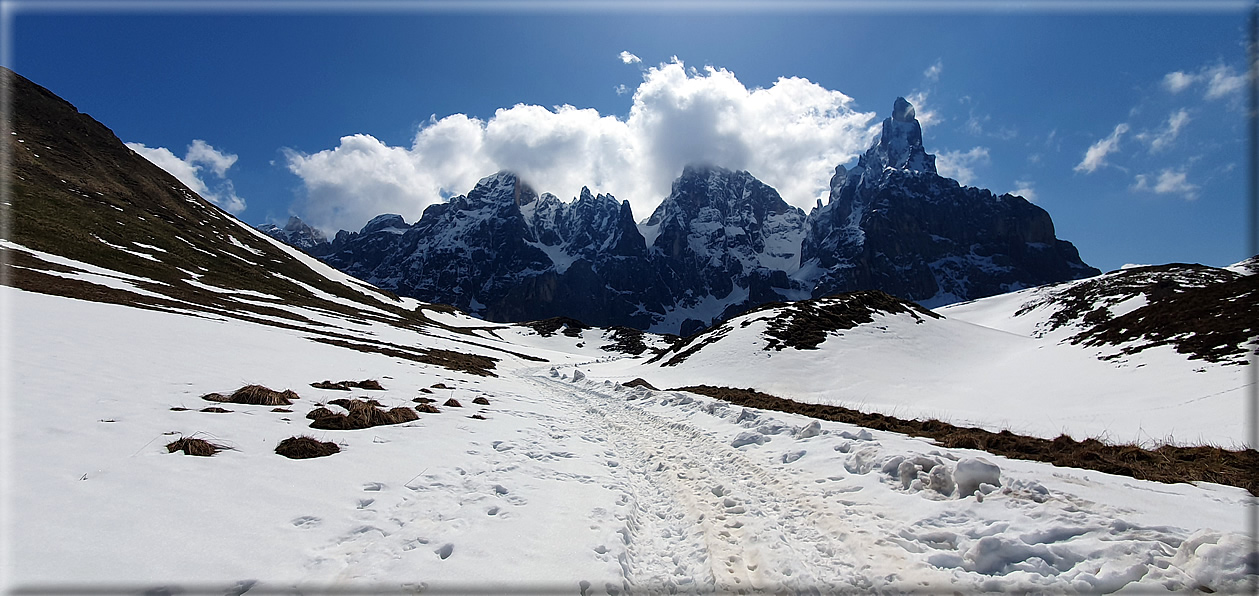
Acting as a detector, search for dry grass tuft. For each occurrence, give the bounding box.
[415,403,441,414]
[472,397,490,405]
[166,436,228,456]
[308,399,419,430]
[275,436,340,459]
[200,407,231,413]
[311,379,386,391]
[203,385,299,405]
[306,407,335,420]
[443,398,462,408]
[310,380,352,391]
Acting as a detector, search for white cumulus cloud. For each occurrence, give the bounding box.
[1160,64,1245,100]
[1203,65,1245,100]
[923,59,942,82]
[284,58,878,234]
[619,51,641,64]
[1162,71,1196,94]
[1141,109,1190,153]
[126,140,246,214]
[935,146,989,187]
[1132,168,1198,199]
[1074,123,1129,174]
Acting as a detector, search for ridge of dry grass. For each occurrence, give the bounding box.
[673,385,1259,496]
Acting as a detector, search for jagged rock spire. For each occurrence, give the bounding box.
[865,96,935,175]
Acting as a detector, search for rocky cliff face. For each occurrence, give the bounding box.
[642,165,809,334]
[798,97,1098,306]
[273,98,1099,333]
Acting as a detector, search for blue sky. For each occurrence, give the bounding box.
[6,3,1253,273]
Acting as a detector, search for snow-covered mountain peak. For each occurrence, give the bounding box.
[359,213,408,235]
[466,170,538,208]
[257,215,329,252]
[648,164,801,227]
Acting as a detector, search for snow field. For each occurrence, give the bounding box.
[3,286,1254,592]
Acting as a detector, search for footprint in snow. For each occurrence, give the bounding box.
[362,482,384,492]
[291,516,321,528]
[435,543,454,559]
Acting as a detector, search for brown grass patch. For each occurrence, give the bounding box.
[311,379,387,391]
[523,316,590,338]
[310,380,352,391]
[470,414,486,420]
[271,407,293,413]
[308,399,419,430]
[275,436,341,459]
[166,436,228,456]
[415,403,441,414]
[443,398,462,408]
[418,388,433,394]
[432,383,451,389]
[306,406,335,420]
[200,406,231,413]
[623,378,659,391]
[674,385,1259,496]
[472,397,490,405]
[760,290,939,351]
[203,385,299,406]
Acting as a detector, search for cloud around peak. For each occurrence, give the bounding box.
[284,57,878,234]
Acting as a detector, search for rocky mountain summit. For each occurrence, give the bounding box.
[278,98,1099,334]
[799,97,1098,304]
[258,216,331,256]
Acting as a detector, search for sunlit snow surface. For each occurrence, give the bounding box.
[2,279,1253,592]
[608,288,1252,449]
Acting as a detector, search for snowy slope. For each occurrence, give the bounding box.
[3,284,1253,592]
[604,291,1252,448]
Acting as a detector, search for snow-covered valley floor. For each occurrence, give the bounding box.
[2,285,1254,593]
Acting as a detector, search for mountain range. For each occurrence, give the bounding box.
[4,65,1257,592]
[265,97,1099,334]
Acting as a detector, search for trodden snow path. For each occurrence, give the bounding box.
[525,373,933,592]
[519,367,1254,593]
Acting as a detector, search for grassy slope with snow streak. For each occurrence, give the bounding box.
[603,294,1250,447]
